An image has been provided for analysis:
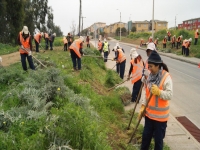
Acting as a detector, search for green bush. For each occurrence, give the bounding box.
[0,43,19,55]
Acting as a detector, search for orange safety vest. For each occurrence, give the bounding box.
[171,37,175,43]
[182,40,186,46]
[176,37,181,42]
[145,70,170,122]
[44,33,49,39]
[63,37,68,44]
[117,49,126,63]
[195,31,199,38]
[163,39,167,44]
[34,33,41,43]
[69,39,82,58]
[19,32,30,54]
[185,41,190,49]
[98,42,102,50]
[130,58,144,84]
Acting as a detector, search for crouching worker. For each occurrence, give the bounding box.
[127,48,144,103]
[18,26,35,71]
[69,36,84,71]
[138,50,173,150]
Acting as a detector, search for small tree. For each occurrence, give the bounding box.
[115,27,127,35]
[131,26,136,32]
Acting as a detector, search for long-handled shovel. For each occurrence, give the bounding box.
[107,77,132,91]
[21,47,47,68]
[127,82,144,130]
[128,93,153,144]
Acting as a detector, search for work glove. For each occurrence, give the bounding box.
[143,69,149,78]
[138,104,145,120]
[141,76,146,83]
[112,58,115,61]
[28,51,32,56]
[151,84,161,96]
[20,45,24,49]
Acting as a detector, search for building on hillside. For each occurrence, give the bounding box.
[178,18,200,30]
[149,20,168,32]
[90,22,106,33]
[132,21,149,32]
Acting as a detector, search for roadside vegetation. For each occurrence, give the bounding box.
[115,29,200,58]
[0,37,170,149]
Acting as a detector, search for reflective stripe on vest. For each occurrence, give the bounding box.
[19,32,30,54]
[117,49,126,63]
[103,42,108,52]
[145,70,170,122]
[69,40,81,58]
[131,59,144,84]
[34,33,41,43]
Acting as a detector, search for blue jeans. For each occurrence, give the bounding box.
[20,53,35,71]
[141,116,167,150]
[131,78,142,102]
[70,50,81,70]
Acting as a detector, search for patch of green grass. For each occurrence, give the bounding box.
[0,43,19,55]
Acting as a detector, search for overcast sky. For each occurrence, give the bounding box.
[48,0,200,35]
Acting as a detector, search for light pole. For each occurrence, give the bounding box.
[152,0,154,39]
[81,16,86,35]
[117,9,121,41]
[129,14,132,34]
[79,0,82,37]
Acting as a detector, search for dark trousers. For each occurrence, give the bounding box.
[176,42,180,49]
[185,48,189,56]
[20,53,35,71]
[182,46,185,55]
[87,44,90,48]
[50,41,53,50]
[45,38,49,50]
[116,63,120,74]
[119,60,126,79]
[168,36,170,41]
[194,38,198,45]
[131,79,142,102]
[70,50,81,70]
[64,44,67,51]
[104,51,108,62]
[34,40,39,52]
[68,42,72,50]
[99,49,103,54]
[163,44,166,48]
[141,116,167,150]
[171,42,175,48]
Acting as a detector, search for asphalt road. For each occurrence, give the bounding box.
[107,40,200,128]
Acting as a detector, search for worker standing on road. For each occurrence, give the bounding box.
[98,39,103,54]
[102,39,110,62]
[44,32,49,50]
[63,36,68,51]
[17,26,35,71]
[176,35,182,49]
[138,50,173,150]
[86,36,90,48]
[167,31,171,41]
[171,35,176,49]
[127,48,144,103]
[112,44,126,79]
[49,33,56,50]
[69,36,84,71]
[34,31,43,52]
[194,29,199,45]
[162,36,167,48]
[185,38,192,57]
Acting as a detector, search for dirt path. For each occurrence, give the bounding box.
[1,52,20,66]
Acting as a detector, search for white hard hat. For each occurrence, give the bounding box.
[113,46,118,51]
[41,32,44,37]
[196,29,198,32]
[157,38,159,40]
[189,38,192,42]
[149,36,153,39]
[0,56,2,63]
[165,36,167,38]
[22,26,29,34]
[130,48,138,59]
[104,38,107,42]
[79,36,84,42]
[180,35,183,38]
[53,33,56,36]
[147,43,156,51]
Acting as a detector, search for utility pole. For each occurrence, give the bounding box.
[81,16,86,35]
[79,0,82,37]
[152,0,155,39]
[117,9,121,41]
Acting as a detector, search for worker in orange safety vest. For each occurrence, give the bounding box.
[63,36,68,51]
[138,50,173,150]
[69,36,84,70]
[171,35,176,49]
[127,48,144,103]
[86,36,90,48]
[182,39,187,55]
[185,38,192,56]
[98,39,103,54]
[167,31,171,41]
[176,35,182,49]
[44,32,49,50]
[194,29,199,45]
[34,31,43,52]
[17,26,35,71]
[162,36,167,48]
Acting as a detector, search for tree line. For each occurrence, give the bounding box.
[0,0,63,44]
